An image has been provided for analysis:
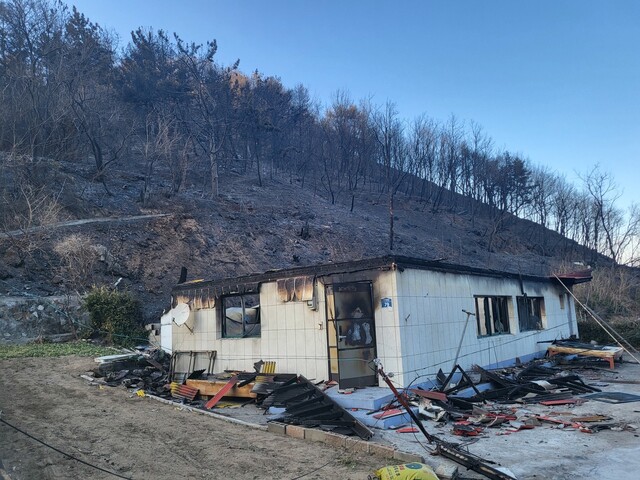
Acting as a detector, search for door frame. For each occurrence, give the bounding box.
[325,281,378,388]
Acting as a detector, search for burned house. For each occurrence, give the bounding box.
[163,256,589,388]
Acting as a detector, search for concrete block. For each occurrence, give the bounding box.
[322,431,346,448]
[352,407,419,428]
[345,437,369,453]
[393,450,424,463]
[304,428,327,443]
[267,422,286,436]
[368,442,395,459]
[285,425,305,439]
[326,386,396,410]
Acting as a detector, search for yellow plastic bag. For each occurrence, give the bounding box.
[375,462,439,480]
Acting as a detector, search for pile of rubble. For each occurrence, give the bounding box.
[374,359,639,438]
[81,347,171,395]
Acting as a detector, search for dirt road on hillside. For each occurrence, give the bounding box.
[0,356,384,480]
[0,214,170,238]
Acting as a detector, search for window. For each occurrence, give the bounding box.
[221,293,261,338]
[517,296,545,331]
[475,296,511,336]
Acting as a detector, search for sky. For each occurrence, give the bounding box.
[64,0,639,209]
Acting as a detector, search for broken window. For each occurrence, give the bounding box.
[475,296,511,336]
[517,296,545,331]
[221,293,261,338]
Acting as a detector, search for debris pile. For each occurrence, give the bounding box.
[261,375,374,439]
[82,348,171,395]
[374,359,640,438]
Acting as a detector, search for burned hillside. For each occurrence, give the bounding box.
[0,153,604,321]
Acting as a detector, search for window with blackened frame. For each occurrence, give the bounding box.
[517,296,545,332]
[221,293,261,338]
[475,296,511,336]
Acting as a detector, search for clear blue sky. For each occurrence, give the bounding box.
[65,0,639,208]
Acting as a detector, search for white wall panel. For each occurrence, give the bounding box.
[395,269,577,386]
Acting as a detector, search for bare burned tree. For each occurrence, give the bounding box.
[581,166,640,265]
[372,101,408,251]
[175,36,237,197]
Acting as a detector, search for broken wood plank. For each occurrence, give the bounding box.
[187,378,257,399]
[572,415,612,423]
[539,399,583,406]
[205,376,240,409]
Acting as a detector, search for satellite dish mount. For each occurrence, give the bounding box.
[172,303,193,334]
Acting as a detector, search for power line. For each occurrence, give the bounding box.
[0,417,133,480]
[288,458,334,480]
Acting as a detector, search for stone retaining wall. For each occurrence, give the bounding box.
[0,295,86,344]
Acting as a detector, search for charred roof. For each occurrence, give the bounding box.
[173,255,591,293]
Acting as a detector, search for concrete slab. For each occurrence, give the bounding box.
[325,386,397,410]
[351,407,419,429]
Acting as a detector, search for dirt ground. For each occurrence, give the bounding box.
[0,356,385,480]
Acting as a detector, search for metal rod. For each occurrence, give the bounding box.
[453,309,475,367]
[374,360,435,443]
[375,359,516,480]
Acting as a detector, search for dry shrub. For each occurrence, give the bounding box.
[54,234,97,290]
[575,266,640,318]
[578,318,640,348]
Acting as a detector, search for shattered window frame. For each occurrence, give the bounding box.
[474,296,512,337]
[220,293,261,338]
[517,296,546,332]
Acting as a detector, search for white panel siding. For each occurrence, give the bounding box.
[370,270,401,386]
[395,269,577,387]
[172,281,328,378]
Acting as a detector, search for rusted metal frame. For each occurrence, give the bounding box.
[442,365,486,402]
[187,351,195,374]
[207,350,216,375]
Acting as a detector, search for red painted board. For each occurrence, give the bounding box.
[396,427,419,433]
[410,389,448,402]
[373,408,404,419]
[204,376,239,409]
[539,399,579,406]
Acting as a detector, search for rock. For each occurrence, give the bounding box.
[4,247,24,267]
[435,464,459,479]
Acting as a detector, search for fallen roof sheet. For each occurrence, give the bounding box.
[267,375,373,440]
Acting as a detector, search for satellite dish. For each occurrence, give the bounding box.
[172,303,191,326]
